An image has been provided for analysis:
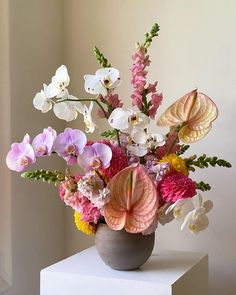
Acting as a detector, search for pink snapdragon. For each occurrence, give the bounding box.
[6,134,36,172]
[149,93,163,119]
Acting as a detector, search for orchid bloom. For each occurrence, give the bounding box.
[84,68,120,97]
[77,143,112,171]
[53,128,87,165]
[46,65,70,98]
[181,194,213,234]
[6,134,36,172]
[165,198,195,220]
[53,95,84,122]
[33,84,53,113]
[108,108,150,144]
[81,102,97,133]
[32,127,57,157]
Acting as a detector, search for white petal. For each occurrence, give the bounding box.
[83,103,96,133]
[181,210,195,231]
[108,108,130,130]
[96,67,120,89]
[46,82,60,98]
[33,92,46,110]
[136,113,150,129]
[131,129,147,144]
[84,75,107,96]
[55,65,70,86]
[53,102,78,121]
[127,144,148,157]
[41,101,53,113]
[203,200,213,213]
[67,95,84,113]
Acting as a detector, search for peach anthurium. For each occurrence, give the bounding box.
[156,89,218,143]
[104,164,159,233]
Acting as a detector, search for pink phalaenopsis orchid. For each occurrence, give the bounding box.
[53,128,87,165]
[77,143,112,171]
[32,127,57,157]
[6,134,36,172]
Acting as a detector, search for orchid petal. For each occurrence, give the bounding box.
[108,108,130,130]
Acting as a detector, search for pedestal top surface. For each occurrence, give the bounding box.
[41,246,207,285]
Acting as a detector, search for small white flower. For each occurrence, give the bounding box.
[46,65,70,98]
[147,133,166,148]
[158,203,175,225]
[81,102,97,133]
[53,95,84,122]
[84,68,120,97]
[181,194,213,234]
[33,84,53,113]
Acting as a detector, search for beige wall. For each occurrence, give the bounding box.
[64,1,236,294]
[1,1,66,295]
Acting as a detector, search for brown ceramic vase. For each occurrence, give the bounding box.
[95,223,155,270]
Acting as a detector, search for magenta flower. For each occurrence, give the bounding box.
[148,93,163,119]
[158,172,196,203]
[53,128,87,165]
[77,143,112,171]
[6,134,36,172]
[32,127,57,157]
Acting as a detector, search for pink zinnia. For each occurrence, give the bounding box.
[158,172,196,203]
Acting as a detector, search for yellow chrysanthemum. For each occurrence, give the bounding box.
[74,211,96,235]
[159,153,188,175]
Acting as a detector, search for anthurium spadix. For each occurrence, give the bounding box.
[46,65,70,98]
[104,164,159,233]
[156,89,218,143]
[84,68,120,97]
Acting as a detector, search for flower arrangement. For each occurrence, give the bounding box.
[6,23,231,237]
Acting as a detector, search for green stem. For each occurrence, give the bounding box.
[116,130,121,148]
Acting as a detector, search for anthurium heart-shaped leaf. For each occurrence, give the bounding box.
[156,89,218,143]
[104,164,159,233]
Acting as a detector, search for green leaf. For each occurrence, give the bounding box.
[176,144,190,155]
[196,181,211,192]
[100,130,117,139]
[21,169,65,186]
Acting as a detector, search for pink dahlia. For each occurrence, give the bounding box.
[158,172,196,203]
[99,141,128,180]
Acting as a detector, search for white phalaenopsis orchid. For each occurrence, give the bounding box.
[46,65,70,98]
[33,84,53,113]
[81,102,97,133]
[166,198,195,220]
[147,133,166,148]
[84,68,120,97]
[108,108,150,144]
[181,194,213,234]
[53,96,84,122]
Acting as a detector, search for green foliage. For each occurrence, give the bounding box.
[93,46,111,68]
[100,129,117,139]
[186,154,232,170]
[143,23,160,49]
[176,144,190,155]
[196,181,211,192]
[21,169,65,186]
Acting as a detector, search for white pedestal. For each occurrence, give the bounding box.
[40,246,208,295]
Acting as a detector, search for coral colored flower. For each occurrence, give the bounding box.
[53,128,87,165]
[158,172,196,203]
[99,142,129,180]
[74,211,96,235]
[106,92,123,109]
[6,134,36,172]
[32,127,57,157]
[159,154,188,175]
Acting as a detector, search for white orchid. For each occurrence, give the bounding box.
[108,108,150,144]
[84,68,120,97]
[166,198,195,220]
[53,95,84,122]
[147,133,166,148]
[181,194,213,234]
[46,65,70,98]
[127,143,148,157]
[33,84,53,113]
[81,102,97,133]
